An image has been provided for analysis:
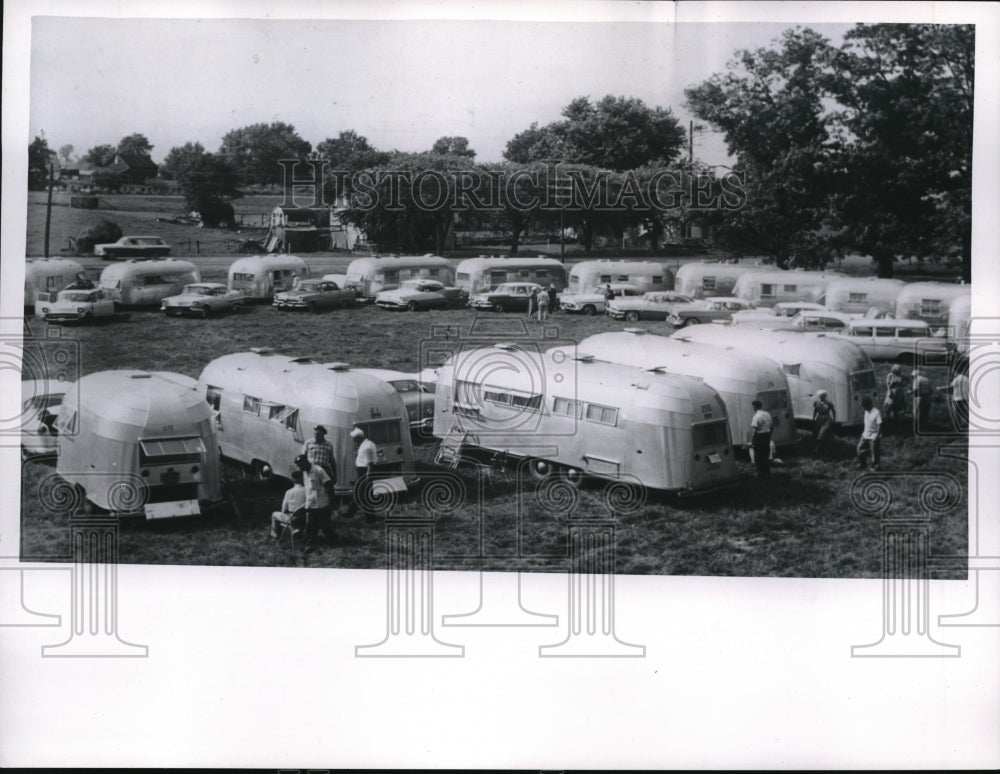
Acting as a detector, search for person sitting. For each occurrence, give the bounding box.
[270,470,306,539]
[64,272,95,290]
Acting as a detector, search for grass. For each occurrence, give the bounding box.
[19,300,968,578]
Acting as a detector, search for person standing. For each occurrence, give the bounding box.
[883,364,907,422]
[941,366,970,429]
[547,284,558,312]
[911,368,933,430]
[301,424,336,482]
[295,455,335,552]
[812,389,836,452]
[856,396,882,470]
[343,427,379,518]
[527,288,537,320]
[604,284,614,305]
[537,286,550,322]
[748,400,773,481]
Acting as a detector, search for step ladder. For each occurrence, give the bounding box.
[435,426,469,469]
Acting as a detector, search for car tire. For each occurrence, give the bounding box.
[407,301,418,312]
[306,301,317,313]
[624,311,640,323]
[583,305,597,316]
[492,302,505,313]
[683,317,700,326]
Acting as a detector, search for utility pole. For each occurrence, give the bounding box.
[689,120,694,164]
[44,164,55,258]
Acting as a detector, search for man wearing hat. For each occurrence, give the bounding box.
[343,426,379,518]
[747,399,773,481]
[302,424,336,482]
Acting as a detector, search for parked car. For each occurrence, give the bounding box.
[321,273,365,299]
[20,380,72,459]
[731,309,856,331]
[470,282,545,312]
[558,283,644,316]
[730,301,829,325]
[93,235,172,260]
[831,318,953,363]
[375,278,468,311]
[606,290,695,322]
[667,297,756,327]
[161,283,246,317]
[34,287,116,323]
[272,279,357,311]
[353,368,435,433]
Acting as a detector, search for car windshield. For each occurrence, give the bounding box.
[296,281,323,291]
[63,292,95,302]
[390,379,420,393]
[183,286,212,295]
[135,238,163,245]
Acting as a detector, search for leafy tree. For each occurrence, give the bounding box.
[176,153,242,228]
[504,122,570,164]
[219,121,312,186]
[82,144,117,168]
[58,144,75,166]
[161,142,207,181]
[315,131,390,172]
[76,219,122,254]
[431,136,476,159]
[117,133,154,158]
[28,136,55,190]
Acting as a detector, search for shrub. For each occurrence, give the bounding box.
[75,219,122,254]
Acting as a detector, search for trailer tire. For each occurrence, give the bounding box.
[624,311,640,322]
[252,460,273,481]
[563,467,584,486]
[527,458,555,480]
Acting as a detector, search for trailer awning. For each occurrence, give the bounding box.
[139,437,206,458]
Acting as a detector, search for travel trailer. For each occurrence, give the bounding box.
[732,270,843,308]
[672,324,877,426]
[198,349,415,493]
[673,261,766,299]
[947,294,972,353]
[227,254,310,300]
[454,256,568,295]
[55,370,224,519]
[895,282,971,331]
[823,277,907,316]
[577,329,796,448]
[433,344,738,493]
[24,258,85,308]
[98,259,201,306]
[344,255,455,299]
[565,260,673,294]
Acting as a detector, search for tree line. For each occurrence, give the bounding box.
[28,23,973,279]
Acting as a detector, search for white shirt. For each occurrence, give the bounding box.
[750,409,773,435]
[281,483,306,514]
[861,407,882,440]
[951,373,969,401]
[302,466,331,508]
[355,438,378,469]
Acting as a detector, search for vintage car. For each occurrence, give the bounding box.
[730,301,828,325]
[831,318,953,363]
[93,235,172,260]
[272,279,357,311]
[353,368,436,433]
[20,380,72,459]
[321,273,365,299]
[34,287,116,323]
[667,297,756,327]
[160,283,246,317]
[374,278,468,311]
[606,290,695,322]
[732,310,857,331]
[558,283,644,316]
[470,282,545,312]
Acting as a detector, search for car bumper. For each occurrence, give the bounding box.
[272,300,309,309]
[40,312,84,322]
[607,310,628,319]
[376,301,408,310]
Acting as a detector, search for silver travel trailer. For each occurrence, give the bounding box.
[55,371,223,519]
[433,344,738,493]
[673,261,766,299]
[672,324,878,426]
[895,282,971,331]
[732,270,843,308]
[199,349,415,493]
[24,258,85,308]
[566,260,674,294]
[227,254,310,300]
[345,254,455,298]
[577,329,796,448]
[98,259,201,306]
[823,277,907,316]
[454,256,568,295]
[947,293,972,353]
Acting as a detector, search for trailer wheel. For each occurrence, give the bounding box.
[252,460,273,481]
[624,311,640,322]
[582,305,597,316]
[527,458,555,480]
[492,302,505,313]
[563,467,584,486]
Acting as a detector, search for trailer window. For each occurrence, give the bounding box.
[758,390,788,411]
[205,385,222,410]
[142,275,167,286]
[783,284,797,293]
[600,274,612,283]
[849,292,868,303]
[428,268,439,278]
[518,270,530,279]
[585,403,618,426]
[617,275,629,282]
[782,363,801,377]
[242,395,261,415]
[536,270,548,279]
[457,272,470,281]
[484,388,542,411]
[652,276,663,285]
[761,284,775,298]
[702,276,716,290]
[382,270,399,285]
[692,420,729,450]
[354,419,401,444]
[267,403,286,419]
[851,371,877,393]
[232,272,254,282]
[919,299,942,317]
[139,437,206,465]
[552,397,581,417]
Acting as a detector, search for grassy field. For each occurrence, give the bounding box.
[18,301,968,578]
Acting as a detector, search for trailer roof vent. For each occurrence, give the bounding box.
[129,373,152,379]
[574,353,595,363]
[289,357,315,364]
[250,347,275,356]
[326,362,351,371]
[623,328,647,335]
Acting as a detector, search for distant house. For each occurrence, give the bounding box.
[265,199,363,252]
[106,152,158,185]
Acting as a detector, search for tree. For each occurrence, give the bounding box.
[175,153,242,228]
[28,136,55,190]
[826,24,974,280]
[431,136,476,158]
[82,144,117,169]
[315,131,390,172]
[117,133,153,157]
[58,144,75,166]
[161,142,207,181]
[504,122,570,164]
[219,122,312,186]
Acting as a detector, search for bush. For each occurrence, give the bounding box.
[75,219,122,254]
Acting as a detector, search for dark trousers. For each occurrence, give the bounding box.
[305,505,332,547]
[752,432,771,480]
[344,467,375,517]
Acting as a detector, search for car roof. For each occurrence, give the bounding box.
[847,317,929,328]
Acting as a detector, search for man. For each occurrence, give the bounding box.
[883,364,907,422]
[536,286,550,321]
[270,469,306,540]
[295,455,335,551]
[547,284,558,312]
[747,400,773,481]
[856,396,882,471]
[812,389,836,452]
[911,369,933,430]
[343,427,379,518]
[941,365,969,429]
[301,424,336,481]
[527,288,537,319]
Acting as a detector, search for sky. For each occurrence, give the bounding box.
[29,17,853,167]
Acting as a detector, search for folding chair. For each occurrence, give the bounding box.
[272,507,306,549]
